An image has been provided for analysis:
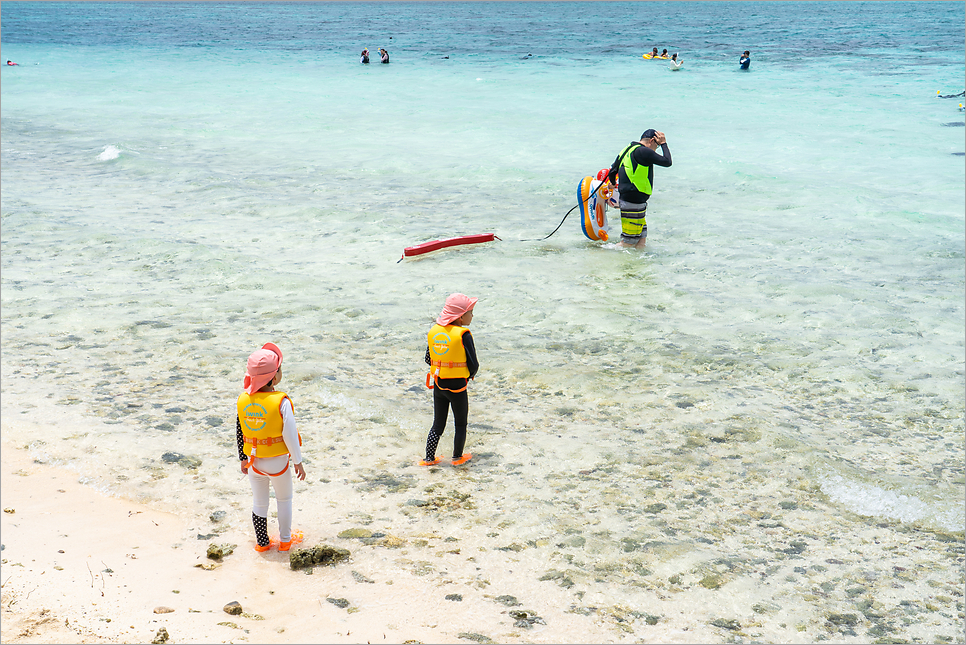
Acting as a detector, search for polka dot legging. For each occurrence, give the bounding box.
[252,512,269,547]
[425,386,468,460]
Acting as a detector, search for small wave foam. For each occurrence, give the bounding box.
[97,145,121,161]
[820,474,963,532]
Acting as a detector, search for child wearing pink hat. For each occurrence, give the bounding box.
[421,293,479,466]
[235,343,307,552]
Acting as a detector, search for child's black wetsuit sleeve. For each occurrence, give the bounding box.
[236,416,247,461]
[462,331,479,378]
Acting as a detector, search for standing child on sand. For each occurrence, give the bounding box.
[236,342,307,552]
[421,293,479,467]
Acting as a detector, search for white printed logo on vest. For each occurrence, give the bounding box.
[242,402,269,432]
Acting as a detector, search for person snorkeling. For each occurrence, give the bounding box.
[379,48,390,64]
[421,293,479,467]
[606,128,672,249]
[361,48,370,64]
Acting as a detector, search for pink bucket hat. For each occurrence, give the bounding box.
[243,342,283,394]
[436,293,478,326]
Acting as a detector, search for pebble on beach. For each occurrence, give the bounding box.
[223,601,243,615]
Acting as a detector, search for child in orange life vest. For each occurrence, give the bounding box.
[421,293,479,466]
[236,343,307,552]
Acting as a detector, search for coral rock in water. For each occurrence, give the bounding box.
[289,544,351,570]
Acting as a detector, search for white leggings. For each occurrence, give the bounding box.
[248,455,294,542]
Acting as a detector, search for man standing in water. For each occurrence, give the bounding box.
[740,50,751,69]
[607,129,672,249]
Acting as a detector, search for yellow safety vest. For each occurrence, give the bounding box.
[619,142,653,195]
[236,391,298,459]
[427,324,470,379]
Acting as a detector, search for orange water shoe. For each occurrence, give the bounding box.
[419,457,443,466]
[451,453,472,466]
[279,530,304,552]
[254,542,272,552]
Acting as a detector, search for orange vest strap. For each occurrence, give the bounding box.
[431,360,467,368]
[244,435,287,447]
[248,458,290,477]
[433,374,468,393]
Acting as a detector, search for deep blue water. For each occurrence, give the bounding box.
[3,1,964,69]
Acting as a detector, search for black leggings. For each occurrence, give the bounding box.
[425,386,468,460]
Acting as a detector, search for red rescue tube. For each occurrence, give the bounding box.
[401,233,498,260]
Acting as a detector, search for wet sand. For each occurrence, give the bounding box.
[3,425,964,645]
[0,440,667,645]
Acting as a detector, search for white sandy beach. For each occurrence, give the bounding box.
[2,437,700,645]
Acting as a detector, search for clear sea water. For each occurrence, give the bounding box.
[2,2,964,642]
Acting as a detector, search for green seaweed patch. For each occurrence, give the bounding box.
[338,528,372,539]
[356,472,416,493]
[826,613,858,626]
[710,618,741,631]
[699,574,724,590]
[782,540,808,555]
[752,601,781,614]
[555,530,585,547]
[457,633,494,644]
[509,609,546,629]
[497,542,526,552]
[161,452,201,469]
[289,544,350,570]
[539,570,575,588]
[351,570,375,584]
[427,491,474,511]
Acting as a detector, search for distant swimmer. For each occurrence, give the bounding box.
[669,53,683,70]
[661,49,669,59]
[522,52,533,59]
[361,48,370,64]
[648,47,659,58]
[6,60,18,66]
[379,48,390,64]
[606,128,672,249]
[739,50,751,70]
